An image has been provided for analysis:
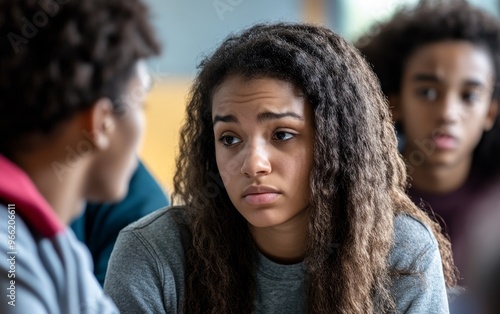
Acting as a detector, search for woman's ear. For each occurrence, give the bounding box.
[388,93,402,122]
[81,98,115,150]
[484,99,498,131]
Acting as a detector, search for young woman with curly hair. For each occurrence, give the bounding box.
[105,23,455,313]
[356,0,500,284]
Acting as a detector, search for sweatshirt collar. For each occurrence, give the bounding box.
[0,154,64,237]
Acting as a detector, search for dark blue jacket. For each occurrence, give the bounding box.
[71,161,169,286]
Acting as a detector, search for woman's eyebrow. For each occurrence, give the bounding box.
[213,114,237,125]
[213,111,303,126]
[256,111,304,122]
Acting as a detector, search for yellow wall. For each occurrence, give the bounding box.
[140,79,192,194]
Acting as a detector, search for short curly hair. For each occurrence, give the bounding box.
[0,0,160,154]
[356,0,500,172]
[356,0,500,97]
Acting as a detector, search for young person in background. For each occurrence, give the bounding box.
[357,0,500,284]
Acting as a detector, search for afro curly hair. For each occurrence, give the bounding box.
[0,0,161,154]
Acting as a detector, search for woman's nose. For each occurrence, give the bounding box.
[240,143,272,177]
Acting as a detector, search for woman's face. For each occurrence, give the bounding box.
[212,75,314,229]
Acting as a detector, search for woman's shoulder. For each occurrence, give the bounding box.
[390,214,438,268]
[122,205,189,231]
[393,213,436,244]
[118,205,191,251]
[105,206,189,313]
[390,214,449,313]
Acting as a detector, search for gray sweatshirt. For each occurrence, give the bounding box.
[105,207,449,313]
[0,154,118,314]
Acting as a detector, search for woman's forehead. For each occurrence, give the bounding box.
[211,75,307,116]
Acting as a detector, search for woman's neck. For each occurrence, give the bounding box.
[250,209,309,264]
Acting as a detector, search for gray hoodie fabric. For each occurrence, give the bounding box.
[105,206,449,314]
[0,154,118,314]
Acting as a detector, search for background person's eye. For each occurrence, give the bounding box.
[462,91,480,104]
[416,87,438,101]
[218,135,242,146]
[273,131,294,141]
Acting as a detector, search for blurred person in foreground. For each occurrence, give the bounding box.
[71,160,169,286]
[0,0,160,312]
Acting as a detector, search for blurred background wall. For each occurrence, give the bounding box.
[140,0,500,194]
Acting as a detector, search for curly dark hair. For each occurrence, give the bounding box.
[0,0,160,154]
[356,0,500,173]
[173,23,456,314]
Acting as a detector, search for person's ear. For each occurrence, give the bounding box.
[388,93,402,122]
[484,99,498,131]
[81,98,115,150]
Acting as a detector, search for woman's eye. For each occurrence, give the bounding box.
[219,135,242,146]
[273,131,294,141]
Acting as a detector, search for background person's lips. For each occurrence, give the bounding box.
[432,134,458,150]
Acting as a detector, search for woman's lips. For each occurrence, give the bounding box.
[243,192,280,205]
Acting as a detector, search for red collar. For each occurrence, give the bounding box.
[0,155,64,237]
